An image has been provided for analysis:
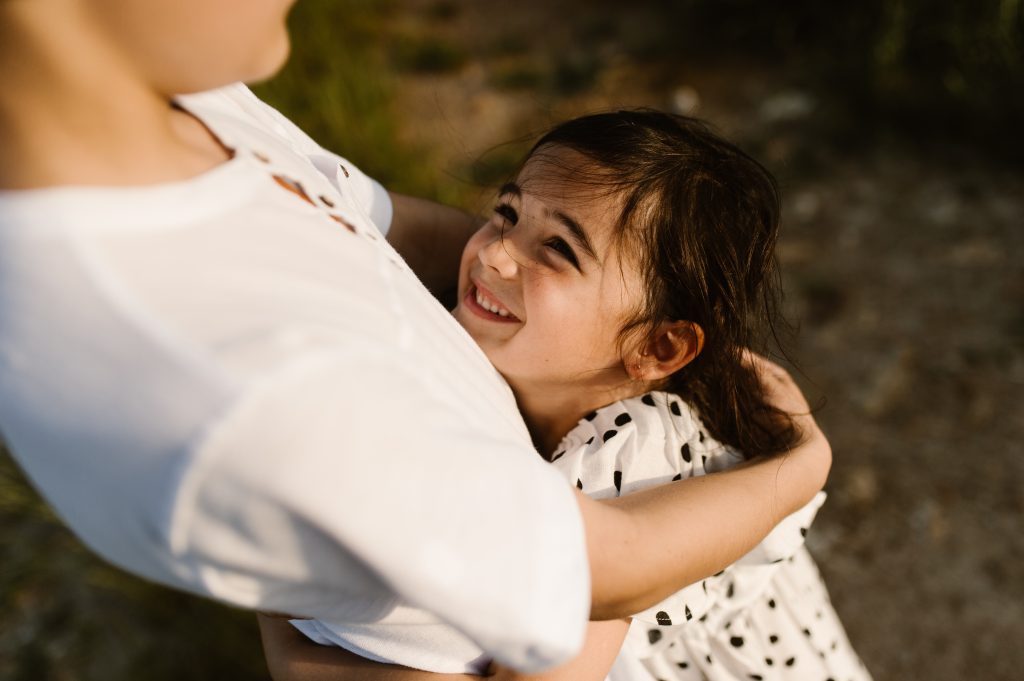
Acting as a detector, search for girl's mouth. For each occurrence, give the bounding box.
[466,283,520,322]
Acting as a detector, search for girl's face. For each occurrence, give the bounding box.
[85,0,296,93]
[452,147,645,397]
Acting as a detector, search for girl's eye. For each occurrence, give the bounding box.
[545,237,580,269]
[494,203,518,225]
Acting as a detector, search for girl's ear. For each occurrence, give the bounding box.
[625,321,704,382]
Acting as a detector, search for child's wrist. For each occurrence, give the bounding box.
[778,422,831,515]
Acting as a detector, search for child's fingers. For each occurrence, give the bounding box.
[740,349,810,415]
[740,348,788,381]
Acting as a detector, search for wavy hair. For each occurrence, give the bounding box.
[530,110,799,459]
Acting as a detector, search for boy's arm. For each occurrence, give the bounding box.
[581,352,830,619]
[578,447,825,618]
[385,192,480,299]
[257,355,829,677]
[259,426,824,681]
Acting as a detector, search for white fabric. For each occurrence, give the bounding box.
[291,609,493,674]
[0,83,589,672]
[551,392,824,635]
[297,393,842,677]
[563,393,871,681]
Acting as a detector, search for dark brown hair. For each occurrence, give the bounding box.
[529,110,799,459]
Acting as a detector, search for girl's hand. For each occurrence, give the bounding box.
[741,349,812,414]
[741,349,832,489]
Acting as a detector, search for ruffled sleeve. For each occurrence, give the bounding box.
[549,392,826,655]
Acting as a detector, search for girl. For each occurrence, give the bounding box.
[270,111,871,681]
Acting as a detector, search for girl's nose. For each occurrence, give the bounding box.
[478,231,521,279]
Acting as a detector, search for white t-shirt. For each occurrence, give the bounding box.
[0,84,588,672]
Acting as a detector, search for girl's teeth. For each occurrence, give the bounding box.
[476,289,510,317]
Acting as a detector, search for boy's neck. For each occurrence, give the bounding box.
[0,3,230,190]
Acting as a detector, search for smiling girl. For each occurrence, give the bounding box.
[274,111,870,681]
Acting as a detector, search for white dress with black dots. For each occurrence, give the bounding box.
[550,392,873,681]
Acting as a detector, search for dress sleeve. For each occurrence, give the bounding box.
[549,392,825,638]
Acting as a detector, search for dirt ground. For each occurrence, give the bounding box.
[384,2,1024,679]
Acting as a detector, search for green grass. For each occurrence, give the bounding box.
[490,63,547,91]
[393,37,468,74]
[0,447,268,681]
[253,0,439,198]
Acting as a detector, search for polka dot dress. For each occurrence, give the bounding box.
[550,392,872,681]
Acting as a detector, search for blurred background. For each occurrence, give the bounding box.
[2,0,1022,679]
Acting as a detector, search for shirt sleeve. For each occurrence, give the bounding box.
[549,392,824,638]
[174,345,589,672]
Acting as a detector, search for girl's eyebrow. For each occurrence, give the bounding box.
[552,209,598,262]
[499,181,598,262]
[498,182,521,197]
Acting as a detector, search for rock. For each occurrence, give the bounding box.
[792,190,822,221]
[759,90,817,124]
[845,465,880,506]
[670,85,700,115]
[858,347,916,417]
